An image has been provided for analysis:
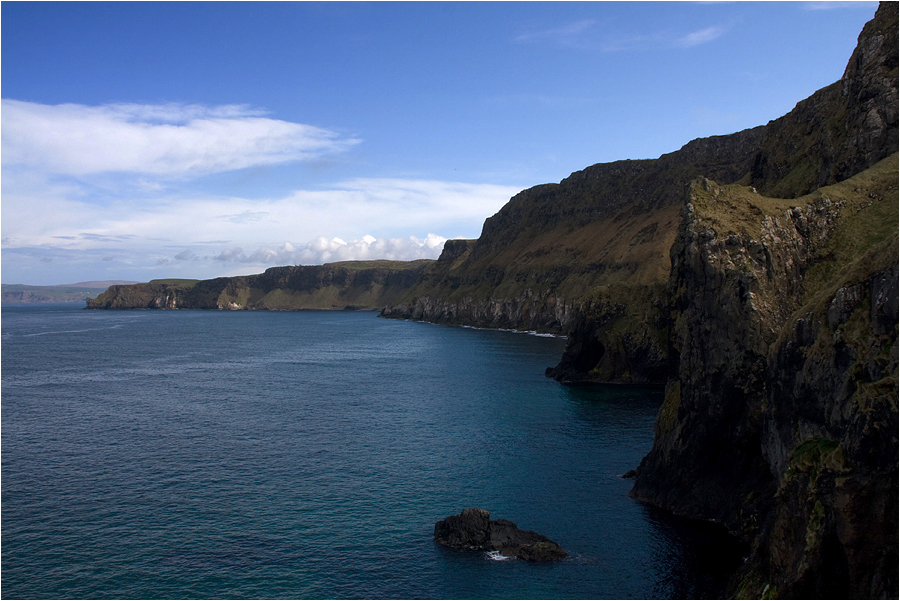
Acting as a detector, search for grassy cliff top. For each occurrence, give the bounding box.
[691,153,898,311]
[323,259,433,271]
[147,278,202,287]
[690,153,898,242]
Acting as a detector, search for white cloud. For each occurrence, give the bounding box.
[328,178,520,225]
[1,100,360,176]
[514,18,728,52]
[0,99,522,284]
[675,25,726,48]
[2,177,517,252]
[598,23,730,53]
[205,234,448,267]
[803,1,878,10]
[1,170,520,282]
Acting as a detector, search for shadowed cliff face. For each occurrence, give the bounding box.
[750,2,898,199]
[622,6,898,597]
[630,156,898,599]
[751,263,898,599]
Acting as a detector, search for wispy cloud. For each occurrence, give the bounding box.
[1,99,522,283]
[675,25,727,48]
[1,100,360,177]
[513,19,598,47]
[2,176,518,251]
[519,20,731,53]
[803,1,878,10]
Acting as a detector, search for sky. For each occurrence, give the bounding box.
[1,1,880,286]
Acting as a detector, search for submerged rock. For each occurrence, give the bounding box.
[433,508,568,561]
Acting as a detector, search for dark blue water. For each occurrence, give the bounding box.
[2,304,741,599]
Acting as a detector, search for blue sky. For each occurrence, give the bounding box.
[2,1,879,285]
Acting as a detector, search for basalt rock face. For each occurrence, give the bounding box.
[381,289,577,334]
[746,262,898,599]
[433,508,568,562]
[543,282,670,384]
[85,261,430,311]
[473,128,765,261]
[630,154,898,598]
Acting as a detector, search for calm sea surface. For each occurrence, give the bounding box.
[2,304,741,599]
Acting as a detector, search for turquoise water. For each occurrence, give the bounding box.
[2,304,741,599]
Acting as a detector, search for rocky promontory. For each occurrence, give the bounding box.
[434,508,568,561]
[85,260,430,311]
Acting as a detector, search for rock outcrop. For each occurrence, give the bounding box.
[433,508,568,561]
[630,155,898,598]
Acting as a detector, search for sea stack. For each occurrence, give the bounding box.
[434,508,568,561]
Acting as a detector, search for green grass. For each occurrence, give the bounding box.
[800,155,899,300]
[788,438,845,479]
[326,259,433,271]
[147,278,201,287]
[689,153,898,260]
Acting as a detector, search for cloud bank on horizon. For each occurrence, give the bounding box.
[1,99,521,284]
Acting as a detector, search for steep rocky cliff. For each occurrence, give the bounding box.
[387,4,898,595]
[384,4,897,388]
[381,125,765,384]
[620,5,898,597]
[543,3,897,385]
[749,2,898,199]
[630,153,897,598]
[86,261,429,311]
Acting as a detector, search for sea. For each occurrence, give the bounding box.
[1,303,743,599]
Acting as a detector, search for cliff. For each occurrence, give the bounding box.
[624,6,898,597]
[381,128,765,385]
[384,4,897,386]
[630,154,897,598]
[85,261,430,311]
